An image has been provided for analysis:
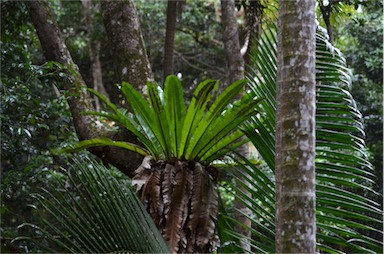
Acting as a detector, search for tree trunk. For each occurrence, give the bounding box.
[220,0,251,251]
[242,0,264,72]
[221,0,244,83]
[100,0,153,94]
[163,0,178,78]
[275,0,316,253]
[25,0,143,177]
[81,0,109,111]
[25,0,105,141]
[133,158,219,253]
[319,0,334,44]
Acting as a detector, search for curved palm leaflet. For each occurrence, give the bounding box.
[219,24,382,253]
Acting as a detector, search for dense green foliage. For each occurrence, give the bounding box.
[1,2,82,252]
[16,157,170,253]
[1,0,382,253]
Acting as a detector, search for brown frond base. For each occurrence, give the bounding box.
[133,157,219,253]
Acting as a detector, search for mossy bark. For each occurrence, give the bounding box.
[100,0,153,95]
[275,0,317,253]
[26,0,142,176]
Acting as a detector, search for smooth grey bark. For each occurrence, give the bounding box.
[100,0,153,95]
[221,0,251,251]
[25,0,142,177]
[275,0,316,253]
[221,0,244,83]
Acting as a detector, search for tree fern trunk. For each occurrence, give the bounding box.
[133,157,219,253]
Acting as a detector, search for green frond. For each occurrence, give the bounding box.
[121,82,164,158]
[164,75,186,157]
[147,82,172,158]
[68,75,262,165]
[62,138,149,157]
[177,79,218,158]
[17,157,170,253]
[224,22,383,253]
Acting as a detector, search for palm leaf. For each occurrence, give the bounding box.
[16,157,170,253]
[223,22,382,253]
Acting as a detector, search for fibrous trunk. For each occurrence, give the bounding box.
[133,157,219,253]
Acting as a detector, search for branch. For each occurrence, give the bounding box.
[25,0,143,176]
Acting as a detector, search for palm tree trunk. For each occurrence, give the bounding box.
[275,0,316,253]
[133,158,219,253]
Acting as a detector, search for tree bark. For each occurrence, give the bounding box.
[220,0,251,252]
[242,0,264,72]
[25,0,105,141]
[81,0,109,111]
[275,0,316,253]
[100,0,153,95]
[25,0,142,177]
[163,0,178,78]
[319,0,334,44]
[221,0,244,83]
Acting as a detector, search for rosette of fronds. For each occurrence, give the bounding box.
[68,76,262,165]
[64,76,262,252]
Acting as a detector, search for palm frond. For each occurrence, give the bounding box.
[16,157,170,253]
[224,22,382,253]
